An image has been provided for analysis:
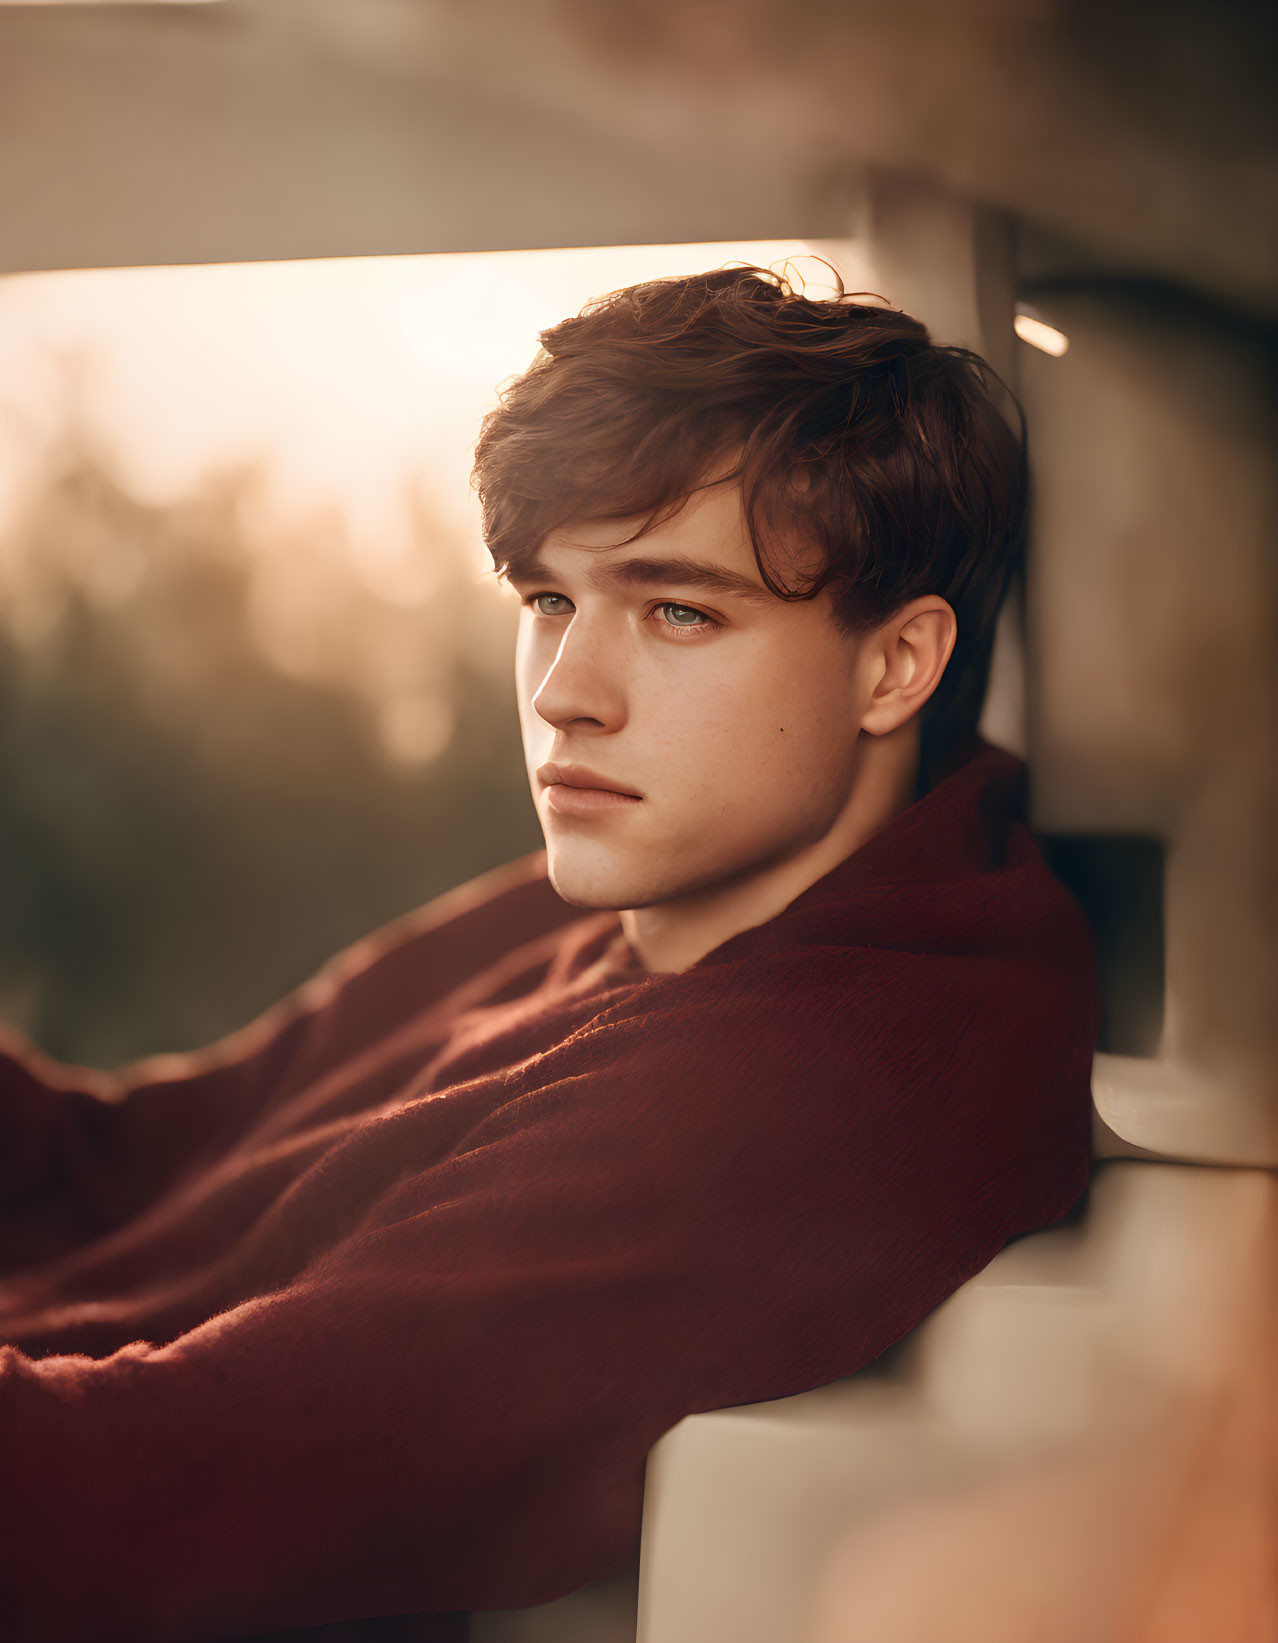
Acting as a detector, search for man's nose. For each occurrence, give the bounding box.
[531,612,627,732]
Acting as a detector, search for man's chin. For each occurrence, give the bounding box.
[545,830,814,917]
[544,848,727,914]
[545,863,632,912]
[544,848,668,912]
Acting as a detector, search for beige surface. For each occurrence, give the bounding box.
[1,1,1272,320]
[1022,290,1278,1165]
[638,1161,1277,1643]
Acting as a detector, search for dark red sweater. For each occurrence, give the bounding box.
[0,738,1098,1642]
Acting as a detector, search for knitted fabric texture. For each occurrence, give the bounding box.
[0,737,1099,1641]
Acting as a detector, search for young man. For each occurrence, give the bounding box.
[0,268,1099,1642]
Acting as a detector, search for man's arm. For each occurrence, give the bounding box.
[0,953,1092,1642]
[0,851,563,1274]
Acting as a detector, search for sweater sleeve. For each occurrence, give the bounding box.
[0,954,1092,1643]
[0,853,562,1274]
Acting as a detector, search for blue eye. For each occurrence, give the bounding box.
[529,592,572,616]
[658,603,711,628]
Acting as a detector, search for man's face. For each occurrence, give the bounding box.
[510,480,874,912]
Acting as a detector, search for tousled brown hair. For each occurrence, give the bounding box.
[472,263,1027,788]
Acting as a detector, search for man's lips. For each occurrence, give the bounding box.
[536,762,642,798]
[536,762,643,818]
[544,786,642,817]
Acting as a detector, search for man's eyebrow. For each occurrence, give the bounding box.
[505,553,775,605]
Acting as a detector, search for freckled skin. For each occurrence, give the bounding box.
[512,481,956,974]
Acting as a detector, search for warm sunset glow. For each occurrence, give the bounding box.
[0,240,863,765]
[0,241,855,576]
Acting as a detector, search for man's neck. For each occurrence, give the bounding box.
[620,723,922,975]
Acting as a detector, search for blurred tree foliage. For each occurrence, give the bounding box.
[0,440,541,1067]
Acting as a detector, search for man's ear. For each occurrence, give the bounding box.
[858,598,958,736]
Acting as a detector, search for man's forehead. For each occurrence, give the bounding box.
[543,478,746,555]
[522,483,763,592]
